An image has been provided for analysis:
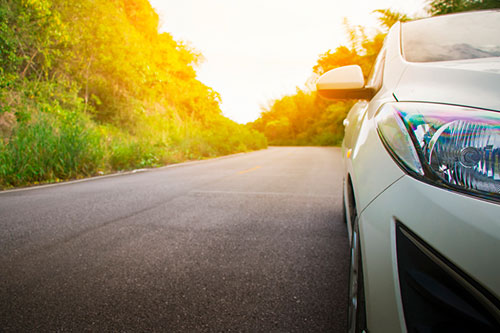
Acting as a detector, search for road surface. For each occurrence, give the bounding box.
[0,147,348,332]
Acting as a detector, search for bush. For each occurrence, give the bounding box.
[0,111,104,188]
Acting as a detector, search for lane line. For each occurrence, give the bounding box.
[238,166,261,175]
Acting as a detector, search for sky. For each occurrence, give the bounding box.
[149,0,427,124]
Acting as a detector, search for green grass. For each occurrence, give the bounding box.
[0,106,267,190]
[0,111,104,187]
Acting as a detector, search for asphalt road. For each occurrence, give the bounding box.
[0,147,349,332]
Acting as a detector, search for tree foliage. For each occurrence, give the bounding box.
[373,9,410,29]
[428,0,500,15]
[0,0,266,189]
[251,19,385,146]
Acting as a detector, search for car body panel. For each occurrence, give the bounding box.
[360,173,500,332]
[394,59,500,111]
[347,103,405,215]
[341,24,408,220]
[380,176,500,296]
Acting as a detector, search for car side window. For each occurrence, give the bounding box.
[366,47,386,92]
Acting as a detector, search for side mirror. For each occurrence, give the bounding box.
[316,65,374,100]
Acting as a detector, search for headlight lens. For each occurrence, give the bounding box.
[376,103,500,201]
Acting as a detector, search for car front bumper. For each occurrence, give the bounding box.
[359,174,500,332]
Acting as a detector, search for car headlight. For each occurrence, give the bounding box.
[376,103,500,202]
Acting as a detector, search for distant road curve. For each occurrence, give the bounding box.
[0,146,348,332]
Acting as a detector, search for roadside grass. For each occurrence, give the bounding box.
[0,111,104,188]
[0,102,267,190]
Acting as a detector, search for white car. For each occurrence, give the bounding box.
[317,11,500,333]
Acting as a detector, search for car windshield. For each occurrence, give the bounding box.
[402,11,500,63]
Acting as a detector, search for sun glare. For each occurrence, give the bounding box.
[150,0,426,123]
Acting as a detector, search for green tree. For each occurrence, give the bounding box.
[373,9,410,29]
[0,0,68,81]
[428,0,500,15]
[0,0,267,189]
[251,15,387,146]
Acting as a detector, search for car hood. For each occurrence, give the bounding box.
[393,57,500,112]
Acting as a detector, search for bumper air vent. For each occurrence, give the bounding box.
[396,222,500,333]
